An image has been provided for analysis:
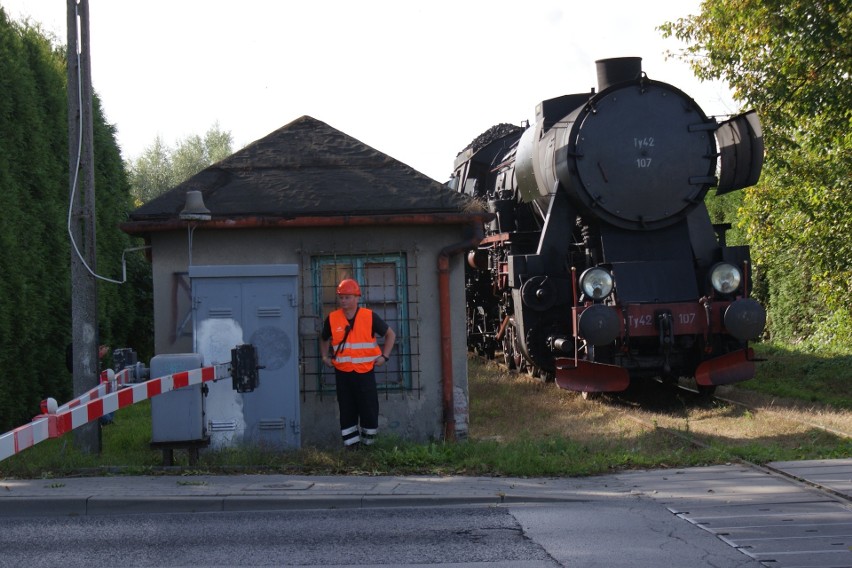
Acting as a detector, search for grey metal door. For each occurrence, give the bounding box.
[190,265,300,449]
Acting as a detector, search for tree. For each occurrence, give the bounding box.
[661,0,852,349]
[126,135,172,206]
[127,123,233,205]
[0,10,149,431]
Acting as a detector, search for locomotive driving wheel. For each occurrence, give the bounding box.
[501,319,522,371]
[468,306,496,359]
[523,317,565,383]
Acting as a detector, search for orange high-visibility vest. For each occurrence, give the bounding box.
[330,308,381,373]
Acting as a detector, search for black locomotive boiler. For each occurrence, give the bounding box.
[451,57,766,394]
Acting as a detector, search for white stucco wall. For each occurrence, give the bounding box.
[146,224,470,448]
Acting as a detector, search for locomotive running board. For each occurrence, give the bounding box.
[553,358,630,393]
[695,348,756,386]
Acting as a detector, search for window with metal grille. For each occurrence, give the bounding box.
[310,254,412,391]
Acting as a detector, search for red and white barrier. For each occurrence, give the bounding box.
[50,366,135,415]
[0,363,231,463]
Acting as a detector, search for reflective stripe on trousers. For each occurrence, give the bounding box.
[361,427,377,445]
[341,424,360,446]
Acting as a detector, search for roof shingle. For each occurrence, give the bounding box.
[128,116,475,221]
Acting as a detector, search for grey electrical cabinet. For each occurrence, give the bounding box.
[150,353,205,443]
[189,264,301,450]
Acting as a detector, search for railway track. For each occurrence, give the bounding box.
[479,350,852,450]
[605,386,852,505]
[594,382,850,443]
[711,391,852,438]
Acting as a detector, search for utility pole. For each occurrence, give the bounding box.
[67,0,100,454]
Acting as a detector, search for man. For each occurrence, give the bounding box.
[320,278,396,449]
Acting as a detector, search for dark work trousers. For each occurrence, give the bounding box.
[334,369,379,447]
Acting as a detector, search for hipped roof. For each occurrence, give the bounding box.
[123,116,481,233]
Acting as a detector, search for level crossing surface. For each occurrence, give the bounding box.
[1,459,850,567]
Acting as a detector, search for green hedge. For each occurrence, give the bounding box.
[0,10,152,432]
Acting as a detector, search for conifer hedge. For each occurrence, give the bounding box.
[0,10,152,432]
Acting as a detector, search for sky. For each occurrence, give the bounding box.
[1,1,736,182]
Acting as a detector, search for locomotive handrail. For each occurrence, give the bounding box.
[570,265,579,367]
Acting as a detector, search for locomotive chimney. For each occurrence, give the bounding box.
[595,57,642,91]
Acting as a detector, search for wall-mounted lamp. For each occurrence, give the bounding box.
[180,190,211,221]
[181,191,210,266]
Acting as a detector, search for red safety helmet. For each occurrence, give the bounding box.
[336,279,361,296]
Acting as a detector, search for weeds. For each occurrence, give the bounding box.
[1,343,849,479]
[745,343,852,408]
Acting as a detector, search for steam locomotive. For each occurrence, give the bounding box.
[451,57,766,394]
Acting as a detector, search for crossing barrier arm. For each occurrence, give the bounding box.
[0,344,260,463]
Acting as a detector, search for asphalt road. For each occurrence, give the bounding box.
[0,502,759,568]
[2,460,850,567]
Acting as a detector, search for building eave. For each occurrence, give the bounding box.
[120,212,494,236]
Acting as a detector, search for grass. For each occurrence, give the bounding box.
[743,342,852,407]
[2,341,850,479]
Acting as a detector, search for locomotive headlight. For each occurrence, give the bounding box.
[710,263,742,294]
[580,267,614,300]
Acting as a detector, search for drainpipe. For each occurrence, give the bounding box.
[438,221,484,442]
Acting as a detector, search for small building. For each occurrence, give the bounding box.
[121,116,488,449]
